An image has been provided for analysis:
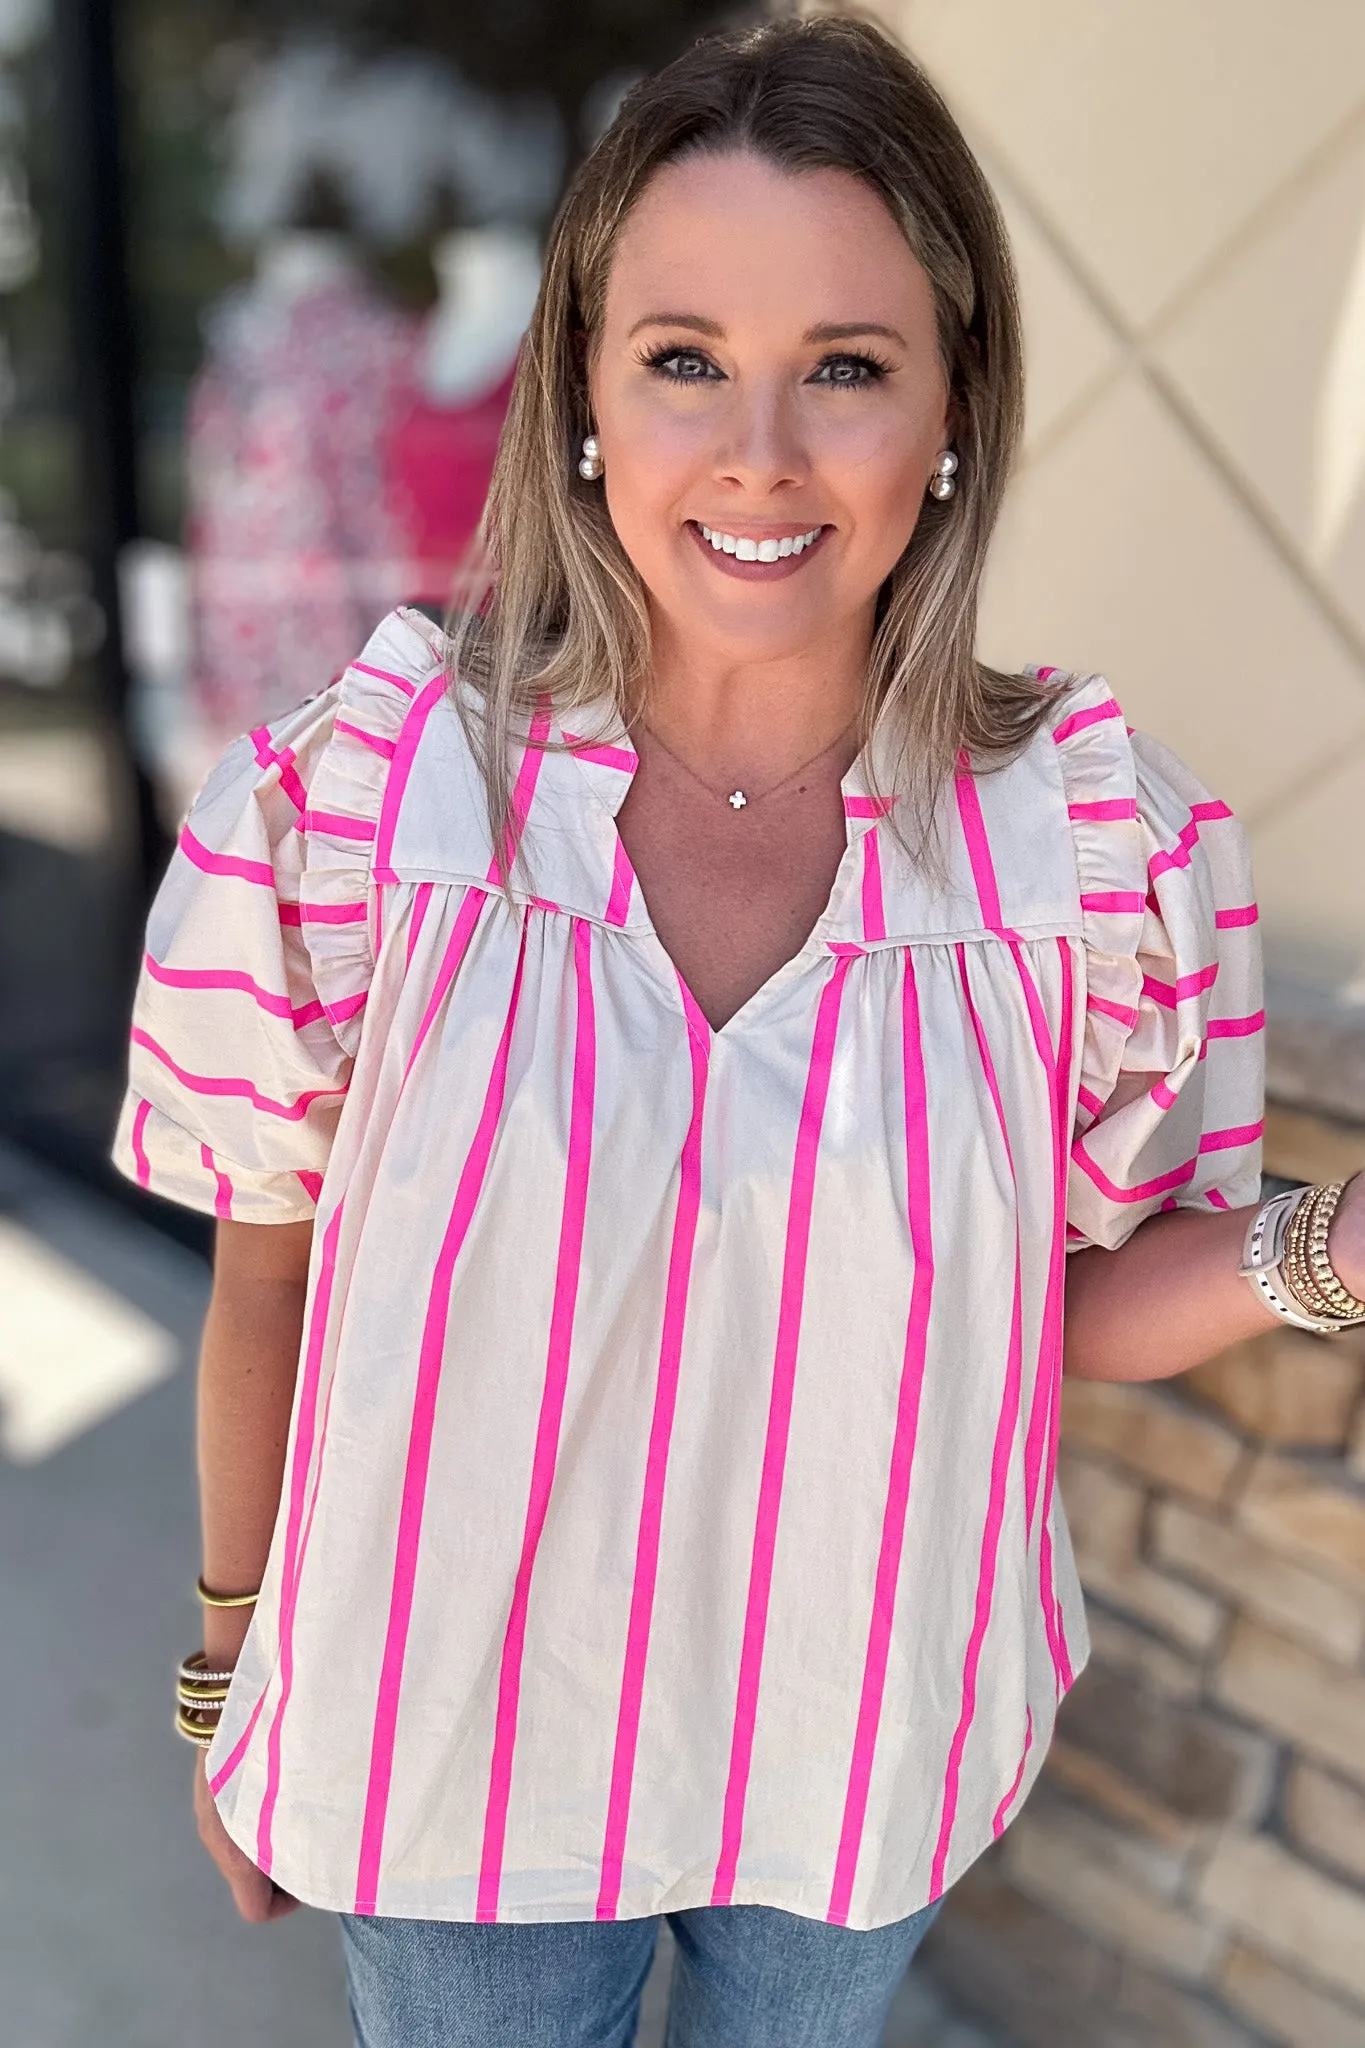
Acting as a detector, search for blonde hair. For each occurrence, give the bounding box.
[451,11,1049,865]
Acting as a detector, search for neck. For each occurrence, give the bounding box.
[642,608,872,785]
[255,231,357,302]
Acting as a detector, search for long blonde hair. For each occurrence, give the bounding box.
[451,12,1048,865]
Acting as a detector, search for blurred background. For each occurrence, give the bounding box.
[2,2,1364,2044]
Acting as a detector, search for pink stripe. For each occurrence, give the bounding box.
[250,728,309,816]
[254,1202,345,1868]
[324,990,368,1028]
[355,939,529,1915]
[1036,667,1058,682]
[992,1708,1034,1838]
[279,900,368,927]
[142,951,324,1029]
[1207,1010,1264,1038]
[1080,891,1146,913]
[491,704,553,886]
[296,1170,323,1203]
[1038,937,1076,1692]
[334,718,397,759]
[860,827,886,943]
[351,659,419,698]
[1086,992,1140,1029]
[1201,1120,1263,1154]
[1003,944,1059,1539]
[131,1027,345,1121]
[1071,1140,1197,1204]
[406,881,435,967]
[180,824,274,889]
[931,947,1026,1898]
[405,887,486,1079]
[843,794,896,819]
[1151,1078,1180,1111]
[1216,903,1258,929]
[1143,963,1219,1008]
[477,922,598,1921]
[1076,1083,1105,1119]
[375,676,448,878]
[302,809,377,843]
[1191,800,1234,823]
[562,732,639,773]
[954,770,1003,929]
[596,979,711,1920]
[605,838,635,927]
[1067,798,1137,822]
[208,1685,268,1799]
[1207,1188,1231,1211]
[1052,700,1123,746]
[199,1143,234,1220]
[827,951,934,1924]
[712,954,854,1907]
[131,1098,151,1187]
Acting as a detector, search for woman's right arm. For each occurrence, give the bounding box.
[193,1216,313,1924]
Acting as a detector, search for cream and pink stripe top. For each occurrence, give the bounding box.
[114,607,1263,1928]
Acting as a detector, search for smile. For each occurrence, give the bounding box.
[686,521,829,580]
[699,524,824,560]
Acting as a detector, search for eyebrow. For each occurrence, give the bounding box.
[626,313,907,348]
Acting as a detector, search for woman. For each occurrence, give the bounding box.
[116,17,1365,2047]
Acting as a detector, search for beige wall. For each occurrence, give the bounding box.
[881,0,1365,1011]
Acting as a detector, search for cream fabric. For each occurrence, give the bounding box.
[114,608,1263,1927]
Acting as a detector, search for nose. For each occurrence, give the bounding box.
[713,380,807,495]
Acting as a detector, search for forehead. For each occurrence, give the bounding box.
[603,150,935,336]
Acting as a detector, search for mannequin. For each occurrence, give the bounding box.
[386,222,541,606]
[420,223,542,404]
[185,184,416,741]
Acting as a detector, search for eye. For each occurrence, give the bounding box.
[810,352,892,388]
[638,345,723,383]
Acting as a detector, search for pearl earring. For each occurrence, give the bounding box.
[578,434,604,482]
[928,449,958,500]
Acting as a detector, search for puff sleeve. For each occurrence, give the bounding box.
[111,678,384,1222]
[1051,678,1265,1252]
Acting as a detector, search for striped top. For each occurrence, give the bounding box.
[114,606,1264,1930]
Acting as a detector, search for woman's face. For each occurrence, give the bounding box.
[591,150,951,669]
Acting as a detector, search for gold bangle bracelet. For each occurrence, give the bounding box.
[175,1708,217,1748]
[196,1574,260,1609]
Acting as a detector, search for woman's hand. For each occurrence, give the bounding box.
[193,1757,300,1922]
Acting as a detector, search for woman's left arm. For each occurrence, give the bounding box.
[1064,1175,1365,1382]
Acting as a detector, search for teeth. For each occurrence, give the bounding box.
[697,524,823,559]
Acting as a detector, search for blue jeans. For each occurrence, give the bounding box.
[339,1899,942,2047]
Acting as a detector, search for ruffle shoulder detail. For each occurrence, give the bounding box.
[1044,673,1147,1130]
[1045,670,1264,1247]
[298,607,447,1054]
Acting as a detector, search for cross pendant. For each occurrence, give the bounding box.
[728,790,748,810]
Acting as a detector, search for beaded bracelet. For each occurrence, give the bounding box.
[1241,1180,1365,1333]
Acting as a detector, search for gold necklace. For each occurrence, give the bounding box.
[639,718,859,813]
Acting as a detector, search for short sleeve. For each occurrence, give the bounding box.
[1050,677,1265,1252]
[112,678,381,1223]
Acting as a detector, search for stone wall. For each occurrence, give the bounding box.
[921,1109,1365,2048]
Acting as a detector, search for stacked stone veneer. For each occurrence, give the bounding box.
[921,1116,1365,2048]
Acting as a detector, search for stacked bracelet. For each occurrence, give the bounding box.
[1241,1179,1365,1334]
[176,1651,235,1748]
[176,1575,260,1747]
